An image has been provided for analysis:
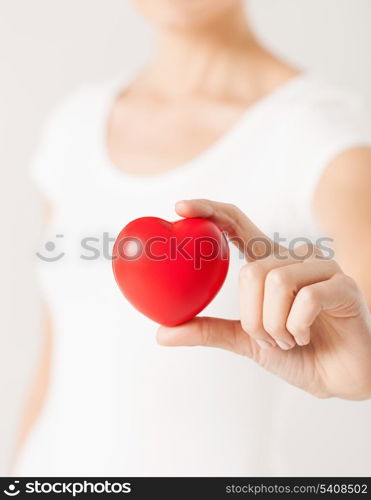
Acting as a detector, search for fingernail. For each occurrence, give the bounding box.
[256,339,272,350]
[176,200,188,209]
[294,337,307,347]
[276,341,293,350]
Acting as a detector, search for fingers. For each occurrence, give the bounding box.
[239,258,295,349]
[175,199,284,261]
[175,199,253,238]
[157,317,254,358]
[174,199,349,352]
[263,259,340,347]
[239,253,341,349]
[157,316,303,384]
[286,273,361,345]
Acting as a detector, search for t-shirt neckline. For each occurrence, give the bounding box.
[97,71,311,190]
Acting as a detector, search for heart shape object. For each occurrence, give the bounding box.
[112,217,229,326]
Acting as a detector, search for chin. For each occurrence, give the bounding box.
[134,0,241,31]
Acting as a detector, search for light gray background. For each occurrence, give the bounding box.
[0,0,370,474]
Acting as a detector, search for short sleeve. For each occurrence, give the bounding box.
[29,103,67,201]
[283,82,371,232]
[29,84,104,202]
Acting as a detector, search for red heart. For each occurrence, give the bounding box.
[112,217,229,326]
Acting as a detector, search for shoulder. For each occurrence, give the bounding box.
[277,74,371,178]
[297,76,371,184]
[269,75,371,234]
[286,75,371,142]
[314,146,371,222]
[304,79,371,231]
[39,79,120,145]
[30,77,123,199]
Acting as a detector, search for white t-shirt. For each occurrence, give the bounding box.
[19,73,371,476]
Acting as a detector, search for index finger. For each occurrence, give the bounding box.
[175,199,286,261]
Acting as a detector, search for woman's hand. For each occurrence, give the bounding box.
[157,199,371,400]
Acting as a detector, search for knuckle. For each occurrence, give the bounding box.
[335,272,359,294]
[240,317,262,337]
[294,242,313,260]
[226,203,247,230]
[226,202,240,216]
[239,262,265,283]
[329,259,341,272]
[297,285,317,306]
[265,268,292,290]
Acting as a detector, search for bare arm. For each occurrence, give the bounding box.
[313,147,371,308]
[14,201,54,463]
[157,199,371,400]
[14,306,52,457]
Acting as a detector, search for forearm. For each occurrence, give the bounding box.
[13,306,52,463]
[313,147,371,310]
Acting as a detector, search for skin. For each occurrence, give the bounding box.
[313,147,371,308]
[157,200,371,401]
[13,306,52,465]
[18,0,371,459]
[108,1,298,175]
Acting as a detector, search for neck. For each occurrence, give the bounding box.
[139,5,261,99]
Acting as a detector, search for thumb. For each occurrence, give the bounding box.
[175,199,286,261]
[157,316,254,358]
